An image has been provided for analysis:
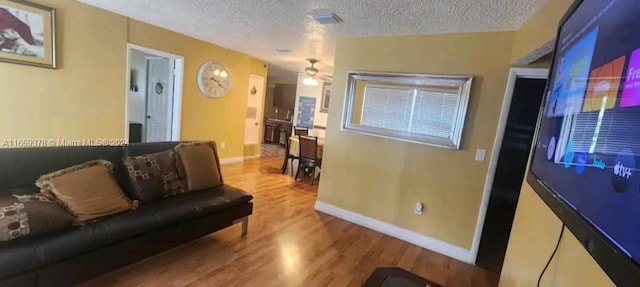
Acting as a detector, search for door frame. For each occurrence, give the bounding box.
[125,43,184,142]
[469,67,549,263]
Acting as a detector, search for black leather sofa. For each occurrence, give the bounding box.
[0,142,253,287]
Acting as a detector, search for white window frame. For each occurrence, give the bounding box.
[342,71,473,149]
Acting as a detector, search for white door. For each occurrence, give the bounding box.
[146,57,174,142]
[244,75,265,145]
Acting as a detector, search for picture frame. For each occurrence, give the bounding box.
[320,82,331,113]
[0,0,56,68]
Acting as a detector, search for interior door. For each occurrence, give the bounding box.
[244,75,265,145]
[145,57,174,142]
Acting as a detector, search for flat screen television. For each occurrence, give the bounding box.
[528,0,640,285]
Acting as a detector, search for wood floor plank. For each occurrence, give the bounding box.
[80,156,499,287]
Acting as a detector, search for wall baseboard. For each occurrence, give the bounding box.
[219,157,244,165]
[314,200,474,264]
[244,154,261,160]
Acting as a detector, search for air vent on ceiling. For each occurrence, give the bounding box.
[309,10,343,25]
[275,48,292,53]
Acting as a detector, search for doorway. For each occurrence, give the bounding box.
[261,67,298,158]
[474,68,549,273]
[244,75,266,158]
[126,44,184,143]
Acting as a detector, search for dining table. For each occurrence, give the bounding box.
[288,136,324,158]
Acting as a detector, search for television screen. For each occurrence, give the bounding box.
[529,0,640,281]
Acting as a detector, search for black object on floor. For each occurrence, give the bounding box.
[363,267,442,287]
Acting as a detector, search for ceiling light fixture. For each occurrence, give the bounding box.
[303,59,320,86]
[303,77,319,86]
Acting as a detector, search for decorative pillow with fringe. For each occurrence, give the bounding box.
[123,150,186,202]
[35,160,137,224]
[0,194,74,243]
[174,142,222,192]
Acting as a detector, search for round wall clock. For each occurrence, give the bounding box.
[197,61,230,98]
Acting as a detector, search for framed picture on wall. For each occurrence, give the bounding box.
[320,82,331,113]
[0,0,56,68]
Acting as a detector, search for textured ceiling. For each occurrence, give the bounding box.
[78,0,548,76]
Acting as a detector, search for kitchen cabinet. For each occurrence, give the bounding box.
[264,118,292,145]
[274,84,296,111]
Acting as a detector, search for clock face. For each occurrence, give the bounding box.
[197,61,230,98]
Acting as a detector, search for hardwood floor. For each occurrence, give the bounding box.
[260,143,285,157]
[80,156,499,287]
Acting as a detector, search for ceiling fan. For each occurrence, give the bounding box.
[303,59,320,86]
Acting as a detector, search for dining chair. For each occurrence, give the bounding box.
[294,126,309,136]
[280,127,297,174]
[295,135,322,185]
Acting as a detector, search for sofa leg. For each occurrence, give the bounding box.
[241,217,248,237]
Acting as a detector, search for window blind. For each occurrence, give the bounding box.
[361,86,413,131]
[361,85,460,139]
[570,108,640,156]
[410,90,460,138]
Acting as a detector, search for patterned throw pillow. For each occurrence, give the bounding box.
[123,150,186,202]
[174,142,223,192]
[35,160,137,224]
[0,194,74,243]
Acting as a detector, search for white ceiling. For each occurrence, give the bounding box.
[78,0,548,76]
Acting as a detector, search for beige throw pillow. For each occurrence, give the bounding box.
[174,142,223,192]
[36,160,137,223]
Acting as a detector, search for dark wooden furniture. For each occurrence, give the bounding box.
[363,267,442,287]
[280,128,298,174]
[274,83,296,111]
[294,126,309,136]
[295,135,322,185]
[264,118,292,145]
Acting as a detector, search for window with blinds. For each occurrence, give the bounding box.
[569,108,640,156]
[343,72,473,149]
[361,86,461,139]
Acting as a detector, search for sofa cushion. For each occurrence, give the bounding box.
[123,150,186,202]
[175,142,223,192]
[35,160,137,223]
[0,146,127,197]
[139,185,253,224]
[0,194,74,243]
[0,184,252,278]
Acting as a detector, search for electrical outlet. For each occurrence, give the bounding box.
[475,148,486,162]
[221,142,226,149]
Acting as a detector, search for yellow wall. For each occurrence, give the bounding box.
[317,32,515,249]
[0,0,267,159]
[127,20,267,158]
[0,0,127,142]
[511,0,574,63]
[500,184,614,287]
[350,81,367,125]
[500,1,615,286]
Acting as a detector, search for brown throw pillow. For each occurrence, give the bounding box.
[0,194,74,243]
[123,150,186,202]
[35,160,137,223]
[174,142,223,192]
